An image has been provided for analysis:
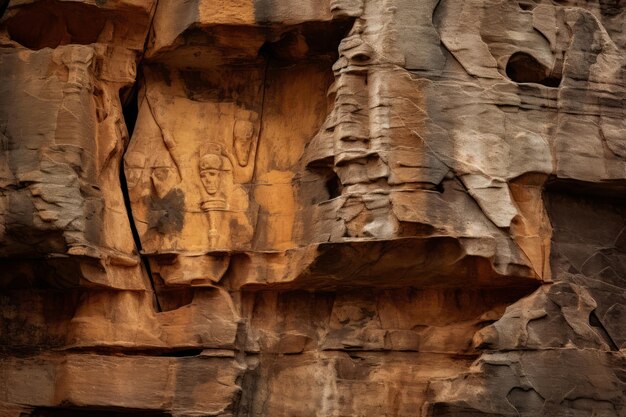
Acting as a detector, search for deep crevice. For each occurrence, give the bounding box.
[120,86,139,137]
[589,310,619,351]
[116,0,162,313]
[31,407,171,417]
[119,86,162,313]
[158,349,204,357]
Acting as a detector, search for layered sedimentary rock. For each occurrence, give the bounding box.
[0,0,625,416]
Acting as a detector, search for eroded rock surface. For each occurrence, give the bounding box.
[0,0,624,416]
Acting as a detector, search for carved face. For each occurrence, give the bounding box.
[200,168,220,195]
[152,166,172,182]
[124,152,146,189]
[150,161,176,199]
[233,120,255,166]
[126,166,142,189]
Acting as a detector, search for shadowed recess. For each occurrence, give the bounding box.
[506,52,561,87]
[4,0,107,49]
[31,408,172,417]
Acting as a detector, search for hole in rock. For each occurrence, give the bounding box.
[518,2,535,10]
[325,173,343,199]
[351,52,370,62]
[301,163,343,205]
[5,0,107,50]
[506,52,561,87]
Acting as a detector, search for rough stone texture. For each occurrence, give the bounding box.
[0,0,625,416]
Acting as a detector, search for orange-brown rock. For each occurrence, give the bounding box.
[0,1,625,416]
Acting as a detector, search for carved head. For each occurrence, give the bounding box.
[233,119,255,167]
[124,151,146,189]
[199,153,223,195]
[151,156,176,198]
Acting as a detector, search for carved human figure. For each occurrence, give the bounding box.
[151,155,179,200]
[198,144,251,249]
[199,151,227,211]
[143,155,184,250]
[151,130,252,251]
[199,146,230,247]
[233,119,255,167]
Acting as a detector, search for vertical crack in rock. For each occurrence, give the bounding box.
[124,146,163,308]
[0,0,8,19]
[116,1,163,312]
[254,52,269,182]
[120,88,162,312]
[249,46,270,246]
[2,0,626,416]
[589,309,619,351]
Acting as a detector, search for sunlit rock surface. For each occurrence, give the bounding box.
[0,0,624,416]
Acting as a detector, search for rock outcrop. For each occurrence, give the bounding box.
[0,0,624,416]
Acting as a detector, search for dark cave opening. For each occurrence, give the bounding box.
[506,52,561,87]
[325,172,343,199]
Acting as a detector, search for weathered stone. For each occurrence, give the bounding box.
[0,0,625,416]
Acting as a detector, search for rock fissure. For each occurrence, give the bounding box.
[1,0,625,416]
[119,139,163,312]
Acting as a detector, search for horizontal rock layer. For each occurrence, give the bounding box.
[0,0,624,416]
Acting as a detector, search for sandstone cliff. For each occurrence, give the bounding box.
[0,1,625,416]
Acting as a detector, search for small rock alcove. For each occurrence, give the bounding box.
[505,51,561,87]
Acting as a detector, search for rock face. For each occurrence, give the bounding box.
[0,0,625,416]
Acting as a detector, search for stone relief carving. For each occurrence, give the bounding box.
[233,118,258,167]
[0,0,625,416]
[124,151,147,194]
[197,142,251,249]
